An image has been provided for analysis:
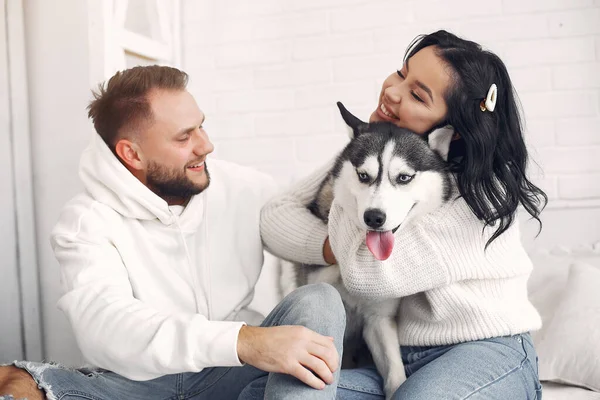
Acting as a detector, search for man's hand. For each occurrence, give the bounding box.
[323,237,337,265]
[237,325,339,390]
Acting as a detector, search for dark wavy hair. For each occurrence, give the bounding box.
[404,30,547,245]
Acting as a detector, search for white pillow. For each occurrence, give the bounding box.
[536,262,600,392]
[528,253,572,344]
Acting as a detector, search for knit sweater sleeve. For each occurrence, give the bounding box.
[329,195,530,299]
[260,158,336,265]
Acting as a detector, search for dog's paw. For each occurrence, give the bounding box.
[384,374,406,400]
[385,388,397,400]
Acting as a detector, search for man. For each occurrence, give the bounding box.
[0,65,345,400]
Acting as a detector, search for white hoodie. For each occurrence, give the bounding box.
[51,134,276,380]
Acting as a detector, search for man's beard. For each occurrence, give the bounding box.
[146,160,210,204]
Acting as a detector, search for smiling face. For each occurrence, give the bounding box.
[142,89,215,204]
[116,88,215,205]
[370,46,452,134]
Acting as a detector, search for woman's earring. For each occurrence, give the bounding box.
[481,83,497,112]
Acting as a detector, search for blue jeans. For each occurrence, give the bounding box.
[241,333,542,400]
[3,283,346,400]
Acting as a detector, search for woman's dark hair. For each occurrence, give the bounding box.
[405,30,547,246]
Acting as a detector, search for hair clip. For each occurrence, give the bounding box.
[480,83,497,112]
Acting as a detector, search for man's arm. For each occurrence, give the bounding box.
[53,232,245,381]
[54,232,340,388]
[52,204,339,387]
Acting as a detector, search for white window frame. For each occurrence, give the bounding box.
[2,0,43,362]
[87,0,182,85]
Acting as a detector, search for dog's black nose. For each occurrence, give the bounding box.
[364,209,386,229]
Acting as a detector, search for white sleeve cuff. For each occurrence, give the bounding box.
[194,320,247,367]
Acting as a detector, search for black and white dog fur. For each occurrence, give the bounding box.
[280,102,454,398]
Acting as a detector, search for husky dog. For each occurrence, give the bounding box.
[280,102,454,399]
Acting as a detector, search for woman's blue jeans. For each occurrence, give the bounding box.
[240,332,543,399]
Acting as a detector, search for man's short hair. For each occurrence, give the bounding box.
[87,65,189,151]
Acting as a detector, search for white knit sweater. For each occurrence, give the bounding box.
[261,160,541,346]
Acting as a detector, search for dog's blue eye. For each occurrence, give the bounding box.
[357,172,370,183]
[397,174,413,184]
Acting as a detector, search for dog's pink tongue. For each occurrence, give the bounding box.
[366,231,395,261]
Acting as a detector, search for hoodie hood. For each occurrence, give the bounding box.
[79,134,202,226]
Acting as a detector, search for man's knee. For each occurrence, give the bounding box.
[287,283,345,320]
[0,366,45,400]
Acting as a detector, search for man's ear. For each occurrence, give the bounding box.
[115,138,144,170]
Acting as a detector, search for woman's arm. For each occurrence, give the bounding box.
[328,199,448,298]
[328,196,530,299]
[260,159,335,265]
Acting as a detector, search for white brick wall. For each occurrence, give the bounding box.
[182,0,600,209]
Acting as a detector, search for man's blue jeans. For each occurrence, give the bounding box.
[2,283,346,400]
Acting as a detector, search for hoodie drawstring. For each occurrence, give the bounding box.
[203,197,213,320]
[172,212,202,317]
[170,197,212,320]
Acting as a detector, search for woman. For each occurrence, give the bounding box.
[255,30,546,399]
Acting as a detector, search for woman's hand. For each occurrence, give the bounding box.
[323,237,337,265]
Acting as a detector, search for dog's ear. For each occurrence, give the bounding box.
[337,102,367,139]
[427,125,454,161]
